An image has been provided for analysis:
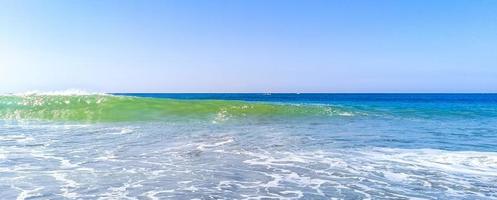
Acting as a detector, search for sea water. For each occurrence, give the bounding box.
[1,92,496,199]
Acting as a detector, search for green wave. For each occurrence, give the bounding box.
[0,94,354,122]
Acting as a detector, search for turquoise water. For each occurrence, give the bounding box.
[1,92,496,199]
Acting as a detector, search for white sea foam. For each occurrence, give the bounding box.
[1,120,496,199]
[196,136,234,150]
[0,135,34,143]
[212,109,231,124]
[108,127,135,135]
[51,172,79,199]
[98,183,132,200]
[143,189,175,200]
[363,148,497,177]
[211,147,497,199]
[14,187,43,200]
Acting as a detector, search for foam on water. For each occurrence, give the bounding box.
[1,121,496,199]
[1,93,497,199]
[363,148,497,177]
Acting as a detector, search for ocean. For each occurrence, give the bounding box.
[1,92,496,199]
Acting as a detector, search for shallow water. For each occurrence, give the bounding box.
[1,93,496,199]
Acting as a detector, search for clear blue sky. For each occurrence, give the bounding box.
[1,0,496,93]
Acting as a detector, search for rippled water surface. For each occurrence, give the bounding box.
[1,93,497,199]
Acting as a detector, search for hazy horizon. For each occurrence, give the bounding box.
[3,89,497,94]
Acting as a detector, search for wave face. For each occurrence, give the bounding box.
[0,94,353,122]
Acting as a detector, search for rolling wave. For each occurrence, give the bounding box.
[0,93,354,122]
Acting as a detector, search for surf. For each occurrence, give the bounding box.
[0,93,354,122]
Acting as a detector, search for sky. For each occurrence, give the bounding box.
[1,0,496,93]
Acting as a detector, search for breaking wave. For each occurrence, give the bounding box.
[0,92,355,122]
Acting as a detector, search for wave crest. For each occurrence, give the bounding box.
[0,94,355,122]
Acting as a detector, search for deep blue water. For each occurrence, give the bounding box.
[115,93,497,103]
